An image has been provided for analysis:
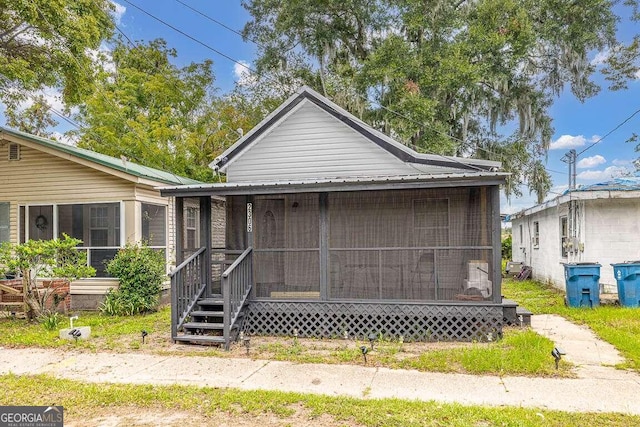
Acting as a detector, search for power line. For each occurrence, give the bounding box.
[121,0,255,76]
[172,0,260,46]
[31,7,183,182]
[118,1,500,172]
[576,107,640,157]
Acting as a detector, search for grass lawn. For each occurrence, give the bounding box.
[502,278,640,371]
[0,305,571,377]
[1,374,639,427]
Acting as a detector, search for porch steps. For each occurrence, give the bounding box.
[190,310,224,317]
[198,298,224,306]
[176,294,241,346]
[182,322,224,330]
[173,335,226,345]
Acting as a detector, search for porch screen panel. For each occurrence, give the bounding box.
[58,203,121,277]
[254,194,320,299]
[328,188,493,301]
[226,196,247,251]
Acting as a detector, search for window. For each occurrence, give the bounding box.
[519,224,523,245]
[413,198,449,246]
[90,206,110,246]
[142,203,166,247]
[0,203,9,243]
[58,203,121,277]
[560,216,568,258]
[17,203,122,277]
[533,221,539,248]
[186,207,199,249]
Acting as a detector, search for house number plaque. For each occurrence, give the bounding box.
[247,203,253,232]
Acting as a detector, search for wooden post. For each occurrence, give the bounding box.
[491,185,502,304]
[319,193,328,300]
[200,196,212,297]
[175,197,184,267]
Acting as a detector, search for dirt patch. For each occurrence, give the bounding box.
[65,404,362,427]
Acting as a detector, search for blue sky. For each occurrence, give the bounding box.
[4,1,640,215]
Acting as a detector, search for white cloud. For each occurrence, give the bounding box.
[576,154,606,169]
[577,166,631,181]
[50,131,78,146]
[233,60,253,86]
[549,134,600,150]
[550,134,586,150]
[590,49,610,66]
[612,158,632,166]
[111,2,126,25]
[20,88,65,112]
[635,69,640,80]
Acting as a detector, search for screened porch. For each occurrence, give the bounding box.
[225,186,499,304]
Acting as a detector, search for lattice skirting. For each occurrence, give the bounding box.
[245,301,504,342]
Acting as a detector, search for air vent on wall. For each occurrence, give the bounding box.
[8,143,20,161]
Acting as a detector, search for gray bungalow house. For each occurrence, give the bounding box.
[160,87,510,348]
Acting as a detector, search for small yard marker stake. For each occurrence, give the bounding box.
[551,347,566,369]
[141,330,148,344]
[360,346,368,364]
[68,328,81,342]
[368,332,378,350]
[243,334,251,355]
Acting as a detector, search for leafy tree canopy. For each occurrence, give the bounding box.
[242,0,640,201]
[73,38,259,182]
[0,0,115,118]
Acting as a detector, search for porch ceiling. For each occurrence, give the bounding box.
[159,172,508,197]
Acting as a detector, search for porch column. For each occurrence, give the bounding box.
[491,185,502,303]
[319,192,328,300]
[200,196,212,297]
[175,197,184,266]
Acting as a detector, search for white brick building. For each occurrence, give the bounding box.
[509,177,640,291]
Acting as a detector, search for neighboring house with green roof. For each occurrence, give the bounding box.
[0,126,206,309]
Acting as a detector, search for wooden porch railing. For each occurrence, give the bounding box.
[222,246,253,349]
[169,247,207,340]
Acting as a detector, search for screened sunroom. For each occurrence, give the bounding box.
[228,186,496,303]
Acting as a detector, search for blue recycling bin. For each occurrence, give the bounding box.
[611,262,640,307]
[563,263,601,308]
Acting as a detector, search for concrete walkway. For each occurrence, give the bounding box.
[1,315,639,415]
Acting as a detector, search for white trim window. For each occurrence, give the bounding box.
[0,202,9,243]
[533,221,540,248]
[560,216,568,258]
[20,202,122,277]
[185,206,199,250]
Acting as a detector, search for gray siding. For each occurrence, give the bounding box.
[226,100,423,182]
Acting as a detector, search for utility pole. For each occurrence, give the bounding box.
[561,149,577,189]
[561,149,578,259]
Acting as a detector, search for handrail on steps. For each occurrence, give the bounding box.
[170,247,207,340]
[169,247,206,278]
[222,246,253,349]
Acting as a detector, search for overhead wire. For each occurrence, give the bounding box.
[167,0,570,177]
[26,4,190,183]
[576,107,640,157]
[122,0,501,172]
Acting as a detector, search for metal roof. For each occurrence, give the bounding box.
[562,176,640,193]
[0,126,202,186]
[505,175,640,221]
[160,171,508,197]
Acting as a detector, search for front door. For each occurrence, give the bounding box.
[254,198,285,297]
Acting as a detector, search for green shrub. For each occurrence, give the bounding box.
[39,312,61,331]
[101,243,166,316]
[501,234,512,260]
